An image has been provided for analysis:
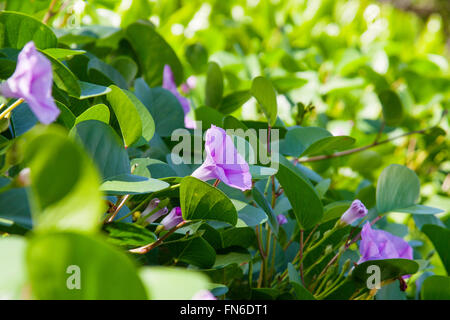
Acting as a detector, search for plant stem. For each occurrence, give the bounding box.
[42,0,59,24]
[129,221,187,254]
[299,230,305,285]
[105,194,130,223]
[298,128,430,163]
[0,98,24,120]
[213,179,220,187]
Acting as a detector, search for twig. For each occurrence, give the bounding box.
[105,194,130,223]
[298,128,430,163]
[129,221,187,254]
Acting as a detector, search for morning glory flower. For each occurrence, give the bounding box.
[358,222,413,264]
[181,75,197,94]
[161,207,185,230]
[339,199,368,225]
[143,198,169,223]
[192,290,217,300]
[162,64,195,129]
[277,214,288,225]
[0,41,60,124]
[191,125,252,191]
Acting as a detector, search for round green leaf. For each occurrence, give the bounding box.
[180,176,238,226]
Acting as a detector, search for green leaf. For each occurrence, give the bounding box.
[123,89,155,143]
[288,263,315,300]
[252,187,279,235]
[250,76,278,126]
[75,104,110,125]
[139,267,210,300]
[100,174,169,196]
[131,158,177,179]
[42,48,86,60]
[249,165,278,179]
[72,120,130,179]
[103,222,157,249]
[218,90,252,114]
[0,187,32,229]
[194,106,225,129]
[422,224,450,275]
[185,43,208,73]
[78,81,111,99]
[378,89,403,126]
[275,157,323,230]
[134,79,185,137]
[302,135,355,157]
[24,126,104,233]
[232,199,268,227]
[351,259,419,287]
[221,227,255,248]
[205,62,223,108]
[165,236,216,268]
[281,127,331,158]
[0,236,27,299]
[126,22,183,86]
[376,164,420,214]
[88,57,127,89]
[321,201,352,223]
[0,11,57,49]
[421,275,450,300]
[395,204,444,215]
[106,85,143,147]
[180,176,238,226]
[27,232,147,299]
[41,50,81,97]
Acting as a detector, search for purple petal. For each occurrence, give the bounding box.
[192,290,216,300]
[340,199,368,225]
[162,64,195,129]
[1,41,60,124]
[161,207,184,230]
[277,214,288,225]
[191,125,252,191]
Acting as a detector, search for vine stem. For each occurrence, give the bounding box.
[298,128,430,163]
[129,221,187,254]
[42,0,60,24]
[105,194,130,223]
[299,230,305,285]
[0,98,24,120]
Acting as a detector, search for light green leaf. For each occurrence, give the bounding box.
[421,275,450,300]
[100,174,169,196]
[376,164,420,214]
[27,232,147,299]
[205,61,223,108]
[24,126,104,233]
[275,156,323,230]
[422,224,450,275]
[139,267,210,300]
[180,176,238,226]
[250,76,278,126]
[75,104,110,125]
[0,11,57,49]
[106,85,143,147]
[126,22,183,86]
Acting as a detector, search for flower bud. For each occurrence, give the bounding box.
[143,198,169,223]
[276,214,288,225]
[161,207,184,230]
[339,199,368,226]
[17,167,31,187]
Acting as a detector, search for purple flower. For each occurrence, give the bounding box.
[358,222,413,265]
[340,199,368,225]
[143,198,169,223]
[162,65,195,129]
[161,207,184,230]
[191,125,252,191]
[0,41,60,124]
[181,76,197,94]
[277,214,288,225]
[192,290,217,300]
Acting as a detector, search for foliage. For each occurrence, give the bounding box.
[0,0,449,300]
